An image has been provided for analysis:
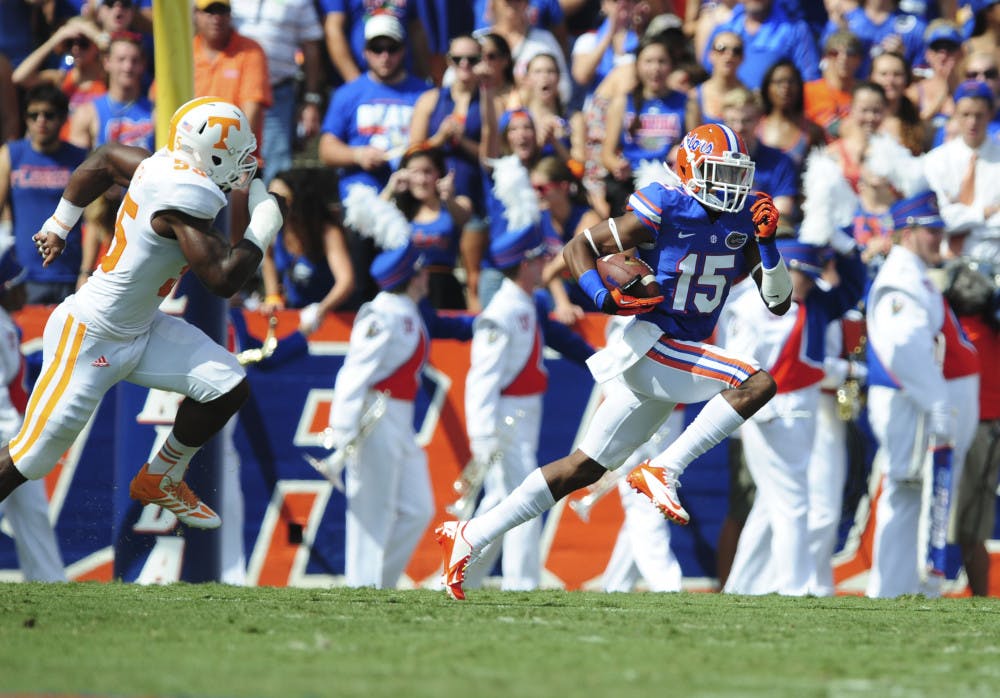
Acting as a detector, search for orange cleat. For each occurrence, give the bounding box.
[626,461,690,525]
[129,463,222,529]
[435,521,475,600]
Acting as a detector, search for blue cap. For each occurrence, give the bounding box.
[489,222,546,269]
[776,239,825,278]
[954,79,995,107]
[0,248,26,291]
[498,109,533,133]
[890,190,945,231]
[926,23,963,47]
[370,241,423,291]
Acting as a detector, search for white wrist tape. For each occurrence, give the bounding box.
[760,259,792,308]
[243,179,283,252]
[48,198,85,240]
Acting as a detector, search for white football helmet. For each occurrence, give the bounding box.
[167,97,258,191]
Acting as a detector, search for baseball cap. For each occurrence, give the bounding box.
[953,79,995,107]
[925,23,963,47]
[890,191,945,231]
[364,13,405,44]
[194,0,230,10]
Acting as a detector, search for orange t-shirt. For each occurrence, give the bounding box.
[804,79,851,134]
[958,315,1000,420]
[193,31,272,150]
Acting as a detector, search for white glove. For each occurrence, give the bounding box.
[321,426,352,451]
[298,302,322,335]
[928,400,954,446]
[470,436,500,464]
[243,179,283,252]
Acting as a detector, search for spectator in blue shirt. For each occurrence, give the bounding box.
[821,0,927,78]
[705,0,820,90]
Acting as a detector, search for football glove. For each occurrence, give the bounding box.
[601,287,664,316]
[750,192,778,241]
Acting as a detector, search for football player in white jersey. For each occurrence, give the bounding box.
[0,97,284,530]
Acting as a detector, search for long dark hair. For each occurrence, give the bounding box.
[628,34,673,139]
[479,32,515,86]
[271,168,339,261]
[760,59,805,117]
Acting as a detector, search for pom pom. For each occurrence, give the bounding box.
[488,155,540,233]
[799,148,857,246]
[865,134,927,198]
[343,183,410,250]
[633,159,682,190]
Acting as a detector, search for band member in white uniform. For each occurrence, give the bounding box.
[0,248,66,581]
[462,219,593,591]
[865,191,962,598]
[0,98,284,531]
[435,123,795,600]
[724,235,865,595]
[327,238,473,589]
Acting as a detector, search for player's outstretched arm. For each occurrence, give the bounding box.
[161,180,283,298]
[34,143,152,266]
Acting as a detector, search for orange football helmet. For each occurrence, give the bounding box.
[674,123,755,213]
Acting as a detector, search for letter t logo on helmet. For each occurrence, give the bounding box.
[168,97,258,191]
[674,124,756,214]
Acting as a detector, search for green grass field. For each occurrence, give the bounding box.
[1,582,999,698]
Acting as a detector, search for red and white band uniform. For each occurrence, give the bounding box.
[0,305,65,581]
[328,291,432,589]
[602,405,684,593]
[8,149,245,481]
[865,246,979,598]
[462,277,548,590]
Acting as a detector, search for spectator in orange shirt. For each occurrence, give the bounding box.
[192,0,272,156]
[804,30,863,139]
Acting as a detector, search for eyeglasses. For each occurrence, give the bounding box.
[712,44,743,56]
[966,68,1000,80]
[366,40,404,55]
[449,54,481,66]
[26,110,59,122]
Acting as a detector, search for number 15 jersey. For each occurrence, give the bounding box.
[71,148,227,339]
[627,182,758,342]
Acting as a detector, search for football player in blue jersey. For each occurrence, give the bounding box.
[435,123,793,600]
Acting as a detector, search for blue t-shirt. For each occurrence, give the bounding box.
[627,183,757,341]
[821,9,926,78]
[472,0,563,31]
[750,142,798,199]
[272,230,336,309]
[7,139,87,285]
[428,88,486,214]
[94,95,156,151]
[411,208,459,268]
[318,0,419,73]
[706,4,820,90]
[321,73,428,197]
[619,91,687,167]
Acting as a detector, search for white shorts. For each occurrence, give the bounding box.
[579,336,759,469]
[10,303,245,479]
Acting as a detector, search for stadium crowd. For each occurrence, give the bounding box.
[0,0,999,598]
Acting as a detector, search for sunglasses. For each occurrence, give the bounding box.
[26,110,59,122]
[449,53,481,66]
[481,51,503,61]
[713,44,743,56]
[966,68,1000,80]
[928,40,960,52]
[533,181,562,196]
[67,37,92,49]
[367,40,403,55]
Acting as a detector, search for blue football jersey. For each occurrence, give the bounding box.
[628,183,757,341]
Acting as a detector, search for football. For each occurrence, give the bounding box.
[595,253,661,298]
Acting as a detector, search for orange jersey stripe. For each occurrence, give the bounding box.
[661,338,758,378]
[9,315,76,460]
[10,318,86,462]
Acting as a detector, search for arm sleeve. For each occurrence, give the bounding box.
[867,289,947,412]
[465,317,509,446]
[420,299,474,340]
[329,310,394,435]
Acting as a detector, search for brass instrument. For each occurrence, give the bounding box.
[236,313,279,366]
[568,468,630,522]
[446,452,502,520]
[836,334,866,422]
[305,393,388,492]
